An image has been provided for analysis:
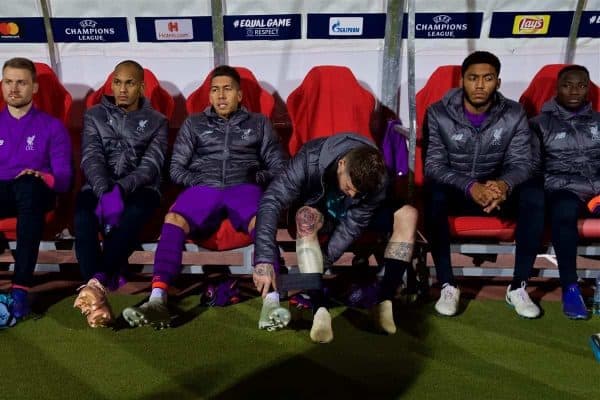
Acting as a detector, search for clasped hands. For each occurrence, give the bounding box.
[469,180,509,214]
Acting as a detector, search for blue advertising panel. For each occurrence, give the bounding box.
[489,11,573,38]
[401,12,483,38]
[136,17,212,42]
[579,11,600,37]
[51,17,129,43]
[224,14,301,41]
[0,18,46,43]
[307,13,385,39]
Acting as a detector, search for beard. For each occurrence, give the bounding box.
[6,96,33,109]
[463,87,496,111]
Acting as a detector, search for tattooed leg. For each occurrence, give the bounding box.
[296,206,324,274]
[384,242,414,262]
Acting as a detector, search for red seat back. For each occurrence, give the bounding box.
[0,62,72,125]
[185,66,274,117]
[286,65,375,156]
[85,68,175,120]
[415,65,462,186]
[519,63,600,118]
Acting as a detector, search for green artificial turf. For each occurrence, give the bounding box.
[2,294,599,399]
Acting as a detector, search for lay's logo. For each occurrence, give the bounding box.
[512,15,550,34]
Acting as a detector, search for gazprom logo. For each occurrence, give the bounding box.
[329,17,363,36]
[79,19,97,28]
[433,15,452,24]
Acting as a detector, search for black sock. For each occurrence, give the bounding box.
[379,258,410,301]
[510,279,526,291]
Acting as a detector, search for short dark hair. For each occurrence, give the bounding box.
[344,145,386,195]
[461,51,501,77]
[211,65,241,88]
[3,57,36,82]
[114,60,144,81]
[558,64,590,81]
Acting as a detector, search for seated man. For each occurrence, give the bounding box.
[534,65,599,319]
[122,65,286,329]
[73,60,168,328]
[0,57,72,325]
[424,51,544,318]
[253,133,418,343]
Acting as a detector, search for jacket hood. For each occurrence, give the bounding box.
[442,87,509,127]
[541,97,593,120]
[101,95,154,112]
[317,133,377,172]
[202,105,250,122]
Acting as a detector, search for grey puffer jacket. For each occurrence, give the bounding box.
[81,96,168,198]
[533,99,600,202]
[170,106,285,187]
[424,88,533,193]
[254,133,387,267]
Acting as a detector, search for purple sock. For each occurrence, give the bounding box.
[153,223,186,286]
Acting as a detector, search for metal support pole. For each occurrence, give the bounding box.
[211,0,227,67]
[565,0,587,64]
[381,0,406,116]
[39,0,58,71]
[406,0,417,199]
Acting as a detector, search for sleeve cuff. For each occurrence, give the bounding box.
[464,180,476,199]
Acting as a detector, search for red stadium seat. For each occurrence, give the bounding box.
[286,65,376,156]
[415,65,461,187]
[186,66,274,117]
[519,63,600,118]
[0,62,72,240]
[184,67,276,251]
[85,68,175,120]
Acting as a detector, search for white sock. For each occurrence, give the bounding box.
[265,291,279,303]
[150,288,166,302]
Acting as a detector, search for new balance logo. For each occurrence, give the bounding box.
[240,129,252,141]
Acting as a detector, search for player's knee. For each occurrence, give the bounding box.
[295,206,323,238]
[165,212,190,233]
[393,205,418,232]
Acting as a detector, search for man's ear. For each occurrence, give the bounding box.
[496,78,501,90]
[32,81,39,95]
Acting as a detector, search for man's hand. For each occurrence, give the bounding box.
[253,263,276,298]
[469,182,496,207]
[15,168,42,179]
[482,180,509,213]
